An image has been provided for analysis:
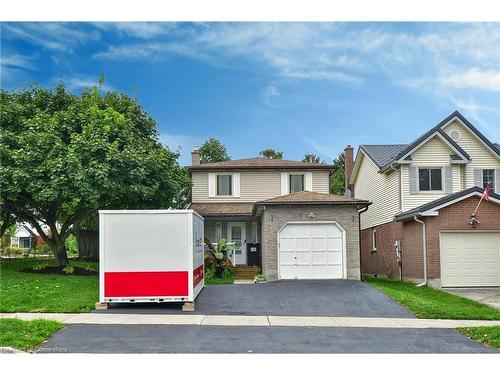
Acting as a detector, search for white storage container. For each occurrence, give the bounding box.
[99,210,204,303]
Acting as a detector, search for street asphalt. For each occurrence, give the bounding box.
[98,280,415,318]
[39,324,496,353]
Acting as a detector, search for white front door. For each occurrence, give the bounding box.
[278,222,344,279]
[228,222,246,265]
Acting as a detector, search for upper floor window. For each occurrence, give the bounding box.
[217,174,232,196]
[483,169,495,193]
[418,168,442,191]
[289,174,304,193]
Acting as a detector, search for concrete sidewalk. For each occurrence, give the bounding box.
[2,312,499,329]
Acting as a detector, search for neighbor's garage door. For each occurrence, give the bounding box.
[441,232,500,287]
[278,223,344,280]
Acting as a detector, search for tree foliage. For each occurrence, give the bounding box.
[302,153,321,163]
[330,152,345,196]
[199,137,230,164]
[259,148,283,159]
[0,83,189,265]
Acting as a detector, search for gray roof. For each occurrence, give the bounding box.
[359,144,407,169]
[395,186,500,221]
[359,111,498,173]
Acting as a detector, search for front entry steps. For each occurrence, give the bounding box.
[234,265,260,281]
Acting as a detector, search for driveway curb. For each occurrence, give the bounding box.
[2,312,499,329]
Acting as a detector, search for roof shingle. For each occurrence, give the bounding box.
[187,157,334,171]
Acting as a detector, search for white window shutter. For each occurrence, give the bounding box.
[305,172,313,191]
[474,169,482,187]
[280,172,288,195]
[495,168,500,192]
[208,173,216,197]
[409,166,417,194]
[444,166,453,194]
[232,173,240,197]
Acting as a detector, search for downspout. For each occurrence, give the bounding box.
[413,215,428,287]
[358,205,369,282]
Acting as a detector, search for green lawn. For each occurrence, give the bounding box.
[0,318,63,351]
[457,326,500,349]
[366,277,500,320]
[205,275,234,285]
[0,258,98,313]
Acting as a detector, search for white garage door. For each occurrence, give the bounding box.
[441,232,500,287]
[278,222,344,280]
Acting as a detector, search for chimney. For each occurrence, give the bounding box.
[344,145,354,191]
[191,147,200,166]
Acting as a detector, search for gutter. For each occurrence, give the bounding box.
[358,205,369,282]
[413,215,428,287]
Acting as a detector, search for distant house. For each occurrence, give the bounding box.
[11,225,45,254]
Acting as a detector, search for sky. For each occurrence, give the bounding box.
[1,22,499,165]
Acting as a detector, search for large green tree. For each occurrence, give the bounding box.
[0,83,189,266]
[198,137,230,164]
[330,152,345,195]
[259,148,283,159]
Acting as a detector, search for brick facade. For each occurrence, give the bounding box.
[361,196,500,285]
[261,205,361,281]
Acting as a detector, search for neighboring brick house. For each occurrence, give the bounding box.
[186,153,370,281]
[347,111,500,288]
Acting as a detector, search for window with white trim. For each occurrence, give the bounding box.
[216,174,232,196]
[482,169,495,193]
[289,174,305,193]
[372,230,377,252]
[418,168,442,191]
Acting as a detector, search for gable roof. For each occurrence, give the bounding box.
[394,186,500,221]
[351,111,499,183]
[187,157,335,171]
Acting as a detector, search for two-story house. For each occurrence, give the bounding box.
[348,111,500,288]
[187,151,370,281]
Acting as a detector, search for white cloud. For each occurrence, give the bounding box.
[440,68,500,91]
[262,84,282,107]
[2,23,99,52]
[1,54,37,71]
[93,23,179,39]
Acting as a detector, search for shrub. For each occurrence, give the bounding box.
[62,265,75,274]
[254,274,266,283]
[32,262,49,271]
[32,244,52,257]
[65,235,78,257]
[0,246,24,257]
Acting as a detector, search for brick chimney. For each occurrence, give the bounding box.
[344,145,354,191]
[191,147,200,166]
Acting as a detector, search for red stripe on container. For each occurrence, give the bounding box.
[104,271,188,297]
[193,265,204,287]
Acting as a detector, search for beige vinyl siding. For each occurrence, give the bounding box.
[192,169,331,202]
[444,120,500,189]
[401,136,460,211]
[353,153,400,230]
[192,170,280,202]
[312,170,330,194]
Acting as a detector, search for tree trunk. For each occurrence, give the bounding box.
[76,229,99,260]
[52,241,69,267]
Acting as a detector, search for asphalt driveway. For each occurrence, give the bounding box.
[99,280,414,318]
[39,324,495,353]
